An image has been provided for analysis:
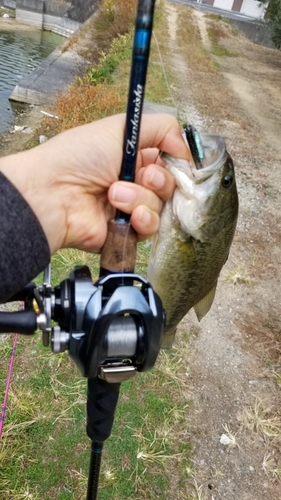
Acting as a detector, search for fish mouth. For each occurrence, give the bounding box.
[184,125,227,179]
[160,128,228,191]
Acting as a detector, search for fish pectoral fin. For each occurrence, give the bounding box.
[193,282,217,321]
[148,232,160,261]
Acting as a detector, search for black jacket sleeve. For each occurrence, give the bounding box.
[0,172,50,303]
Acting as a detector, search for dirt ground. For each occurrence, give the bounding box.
[1,5,281,499]
[164,5,281,499]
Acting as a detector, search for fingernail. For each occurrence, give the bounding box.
[138,208,151,225]
[149,169,165,189]
[111,184,136,203]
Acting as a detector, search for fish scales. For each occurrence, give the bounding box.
[147,133,239,349]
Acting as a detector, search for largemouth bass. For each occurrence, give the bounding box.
[147,132,239,349]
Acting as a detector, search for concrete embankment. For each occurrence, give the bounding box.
[9,45,87,105]
[230,18,275,49]
[1,0,99,105]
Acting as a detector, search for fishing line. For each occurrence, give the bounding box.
[0,305,22,437]
[152,30,179,113]
[0,335,18,437]
[119,30,180,274]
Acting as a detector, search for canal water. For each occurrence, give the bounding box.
[0,24,64,134]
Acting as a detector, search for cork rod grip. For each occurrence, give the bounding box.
[100,219,137,273]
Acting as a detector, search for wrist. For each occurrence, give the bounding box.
[0,149,66,254]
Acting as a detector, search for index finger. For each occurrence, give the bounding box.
[139,114,191,160]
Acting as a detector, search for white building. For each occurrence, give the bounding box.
[201,0,266,19]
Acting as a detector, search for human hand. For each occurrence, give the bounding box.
[0,113,190,254]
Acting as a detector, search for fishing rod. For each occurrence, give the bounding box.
[0,0,164,498]
[100,0,156,276]
[87,0,160,496]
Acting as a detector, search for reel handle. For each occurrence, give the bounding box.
[0,310,38,334]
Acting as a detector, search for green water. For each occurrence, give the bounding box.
[0,28,64,134]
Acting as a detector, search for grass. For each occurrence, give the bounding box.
[176,9,216,75]
[206,17,239,57]
[41,4,172,138]
[61,0,137,61]
[0,337,86,498]
[0,332,192,499]
[51,249,100,284]
[77,31,133,86]
[189,478,208,500]
[160,4,255,138]
[1,231,192,499]
[0,6,14,17]
[173,6,246,126]
[4,2,276,498]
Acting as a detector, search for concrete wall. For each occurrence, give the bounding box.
[58,0,98,23]
[16,0,43,29]
[0,0,16,8]
[43,13,80,36]
[230,19,275,48]
[44,0,68,18]
[13,0,99,36]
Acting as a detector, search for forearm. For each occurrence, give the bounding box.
[0,147,67,254]
[0,172,50,303]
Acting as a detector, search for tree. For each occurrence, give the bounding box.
[262,0,281,18]
[260,0,281,48]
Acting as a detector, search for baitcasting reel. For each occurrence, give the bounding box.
[0,265,165,383]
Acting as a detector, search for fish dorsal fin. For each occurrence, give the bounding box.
[193,282,218,321]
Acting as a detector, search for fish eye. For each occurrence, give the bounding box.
[222,174,233,188]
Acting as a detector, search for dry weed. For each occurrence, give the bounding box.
[155,349,185,385]
[224,265,252,286]
[221,423,241,449]
[1,484,40,500]
[262,453,281,481]
[92,0,137,53]
[189,477,208,500]
[44,84,125,135]
[239,398,281,444]
[238,307,281,393]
